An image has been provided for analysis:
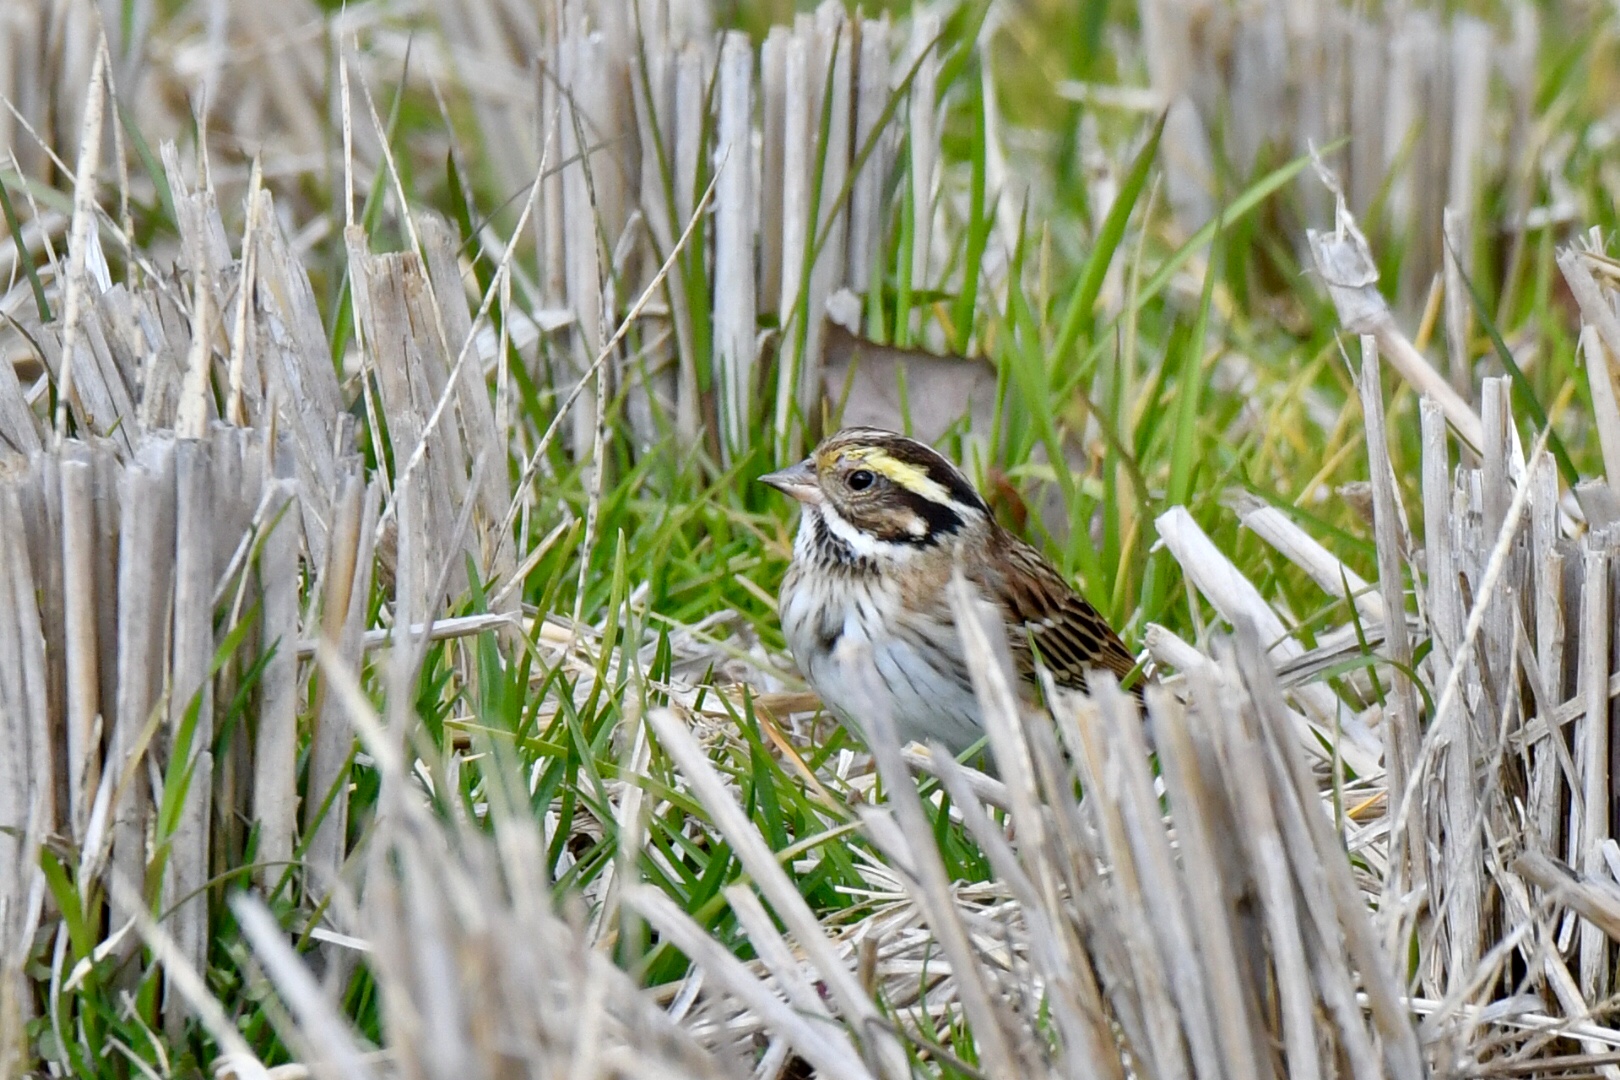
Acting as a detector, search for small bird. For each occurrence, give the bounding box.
[761,427,1139,755]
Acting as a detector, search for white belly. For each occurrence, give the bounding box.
[780,574,984,754]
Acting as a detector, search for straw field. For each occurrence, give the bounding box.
[3,0,1620,1077]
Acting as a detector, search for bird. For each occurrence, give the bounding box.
[760,426,1140,756]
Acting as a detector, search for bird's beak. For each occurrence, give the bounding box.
[758,459,822,504]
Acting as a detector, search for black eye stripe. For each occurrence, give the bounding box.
[868,487,964,544]
[909,492,966,540]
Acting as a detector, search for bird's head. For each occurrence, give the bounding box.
[759,428,990,550]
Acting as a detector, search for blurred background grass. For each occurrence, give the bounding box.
[5,0,1619,1074]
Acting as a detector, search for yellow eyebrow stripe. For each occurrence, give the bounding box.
[829,447,953,504]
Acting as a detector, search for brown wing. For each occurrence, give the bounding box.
[967,528,1139,692]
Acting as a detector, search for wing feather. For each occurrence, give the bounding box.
[967,529,1139,692]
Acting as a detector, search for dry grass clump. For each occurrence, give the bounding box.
[7,0,1620,1077]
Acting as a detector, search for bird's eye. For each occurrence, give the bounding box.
[848,469,875,491]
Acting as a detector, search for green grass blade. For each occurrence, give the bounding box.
[808,23,946,264]
[1135,141,1337,312]
[894,165,917,349]
[1049,110,1166,367]
[1166,236,1217,509]
[0,176,52,321]
[951,85,990,354]
[1451,239,1579,486]
[116,96,177,235]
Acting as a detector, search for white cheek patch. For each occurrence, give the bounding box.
[905,514,928,537]
[820,505,896,559]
